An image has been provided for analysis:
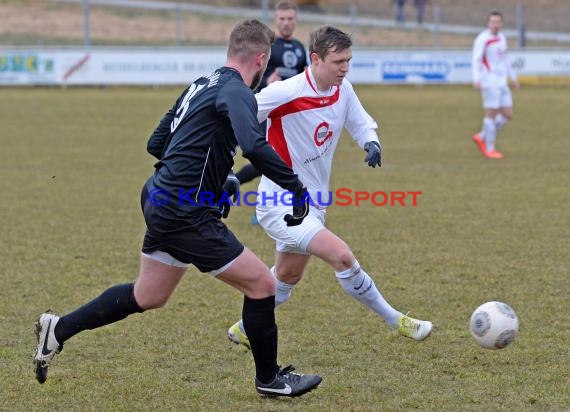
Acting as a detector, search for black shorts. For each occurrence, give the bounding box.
[141,182,244,273]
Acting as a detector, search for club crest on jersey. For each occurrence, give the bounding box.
[314,122,333,147]
[282,50,299,69]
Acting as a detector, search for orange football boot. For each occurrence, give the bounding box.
[483,149,504,159]
[472,133,486,154]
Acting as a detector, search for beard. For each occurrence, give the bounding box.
[250,68,263,91]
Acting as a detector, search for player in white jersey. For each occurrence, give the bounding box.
[227,26,433,349]
[471,11,520,159]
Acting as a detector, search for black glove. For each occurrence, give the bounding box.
[284,186,309,227]
[219,173,240,218]
[364,141,382,168]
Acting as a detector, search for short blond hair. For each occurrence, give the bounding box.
[228,19,275,59]
[275,1,298,13]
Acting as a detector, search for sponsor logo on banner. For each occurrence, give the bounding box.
[0,53,55,84]
[511,57,525,70]
[0,54,53,73]
[381,60,451,82]
[552,57,570,69]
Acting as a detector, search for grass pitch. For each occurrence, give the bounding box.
[1,85,568,411]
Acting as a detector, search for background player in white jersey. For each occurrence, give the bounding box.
[235,1,308,224]
[472,11,520,160]
[227,26,433,350]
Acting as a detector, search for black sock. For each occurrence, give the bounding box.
[54,283,144,344]
[242,295,278,384]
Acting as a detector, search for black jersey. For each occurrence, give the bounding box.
[146,67,302,218]
[259,37,307,90]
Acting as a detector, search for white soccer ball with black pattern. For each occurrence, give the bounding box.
[470,301,519,349]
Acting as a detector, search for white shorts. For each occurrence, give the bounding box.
[481,86,513,109]
[256,205,326,254]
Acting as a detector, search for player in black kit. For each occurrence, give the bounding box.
[33,19,322,397]
[258,1,308,90]
[235,1,308,222]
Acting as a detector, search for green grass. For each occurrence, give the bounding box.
[1,85,569,411]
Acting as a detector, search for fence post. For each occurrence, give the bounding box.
[350,4,357,46]
[262,0,270,24]
[516,4,526,48]
[433,0,440,48]
[176,4,182,47]
[83,0,91,47]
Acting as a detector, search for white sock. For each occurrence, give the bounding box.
[272,266,294,306]
[495,113,508,132]
[336,261,401,328]
[238,266,294,335]
[483,117,496,151]
[478,119,486,140]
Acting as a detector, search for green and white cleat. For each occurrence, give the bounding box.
[397,314,433,341]
[227,321,251,350]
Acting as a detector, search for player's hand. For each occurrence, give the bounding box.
[219,201,231,218]
[513,80,521,91]
[284,186,309,227]
[220,172,240,218]
[473,81,481,90]
[223,172,240,198]
[364,141,382,168]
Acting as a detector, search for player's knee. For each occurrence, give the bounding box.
[135,293,170,310]
[329,248,355,271]
[247,269,276,298]
[274,264,304,284]
[260,273,277,296]
[499,109,513,120]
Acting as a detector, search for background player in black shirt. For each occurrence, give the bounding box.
[259,0,308,90]
[33,19,321,397]
[235,1,308,223]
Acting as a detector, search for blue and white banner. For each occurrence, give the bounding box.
[349,52,467,84]
[347,50,570,84]
[1,47,570,86]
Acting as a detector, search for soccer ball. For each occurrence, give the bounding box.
[470,301,519,349]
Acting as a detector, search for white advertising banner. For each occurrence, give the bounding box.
[347,50,570,84]
[0,48,227,86]
[509,51,570,76]
[1,48,570,86]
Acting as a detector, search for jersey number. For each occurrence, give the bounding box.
[170,83,205,132]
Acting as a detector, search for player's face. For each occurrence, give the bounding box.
[311,47,352,89]
[274,9,297,39]
[488,15,503,35]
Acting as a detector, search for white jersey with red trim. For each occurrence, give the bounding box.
[472,29,517,88]
[255,68,379,208]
